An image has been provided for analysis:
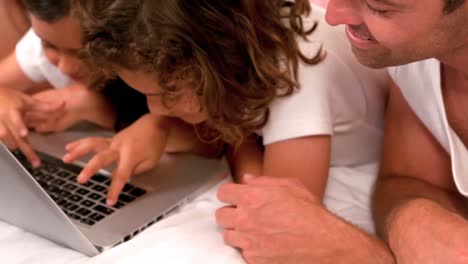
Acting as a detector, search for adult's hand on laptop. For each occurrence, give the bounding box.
[0,86,50,167]
[63,114,169,205]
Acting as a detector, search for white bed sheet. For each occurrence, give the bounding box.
[1,162,377,264]
[1,178,244,264]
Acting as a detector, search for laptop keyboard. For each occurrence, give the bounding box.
[12,150,147,226]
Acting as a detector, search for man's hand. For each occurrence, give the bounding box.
[62,114,168,205]
[26,84,115,132]
[0,87,63,166]
[216,176,393,264]
[387,198,468,264]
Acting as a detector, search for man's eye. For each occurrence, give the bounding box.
[365,3,390,16]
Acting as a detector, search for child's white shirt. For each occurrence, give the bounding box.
[260,11,389,167]
[15,29,73,89]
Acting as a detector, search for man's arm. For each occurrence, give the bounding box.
[373,80,468,262]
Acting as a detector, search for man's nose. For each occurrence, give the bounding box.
[325,0,363,26]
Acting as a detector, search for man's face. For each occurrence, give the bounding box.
[325,0,468,68]
[31,15,90,84]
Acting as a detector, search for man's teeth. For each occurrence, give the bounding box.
[355,31,373,40]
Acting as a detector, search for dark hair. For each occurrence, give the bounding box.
[73,0,322,145]
[444,0,465,13]
[22,0,71,22]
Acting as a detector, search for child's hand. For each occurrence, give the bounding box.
[0,86,62,166]
[26,84,115,132]
[62,114,169,205]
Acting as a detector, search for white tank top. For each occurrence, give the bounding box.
[388,59,468,196]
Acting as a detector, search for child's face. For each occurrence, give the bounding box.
[31,15,90,85]
[117,69,208,124]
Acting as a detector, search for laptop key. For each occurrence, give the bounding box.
[80,181,93,188]
[68,213,82,221]
[122,184,133,193]
[64,203,79,212]
[89,213,105,222]
[68,195,83,203]
[76,208,92,217]
[129,187,146,197]
[76,188,90,196]
[81,200,95,208]
[57,171,71,178]
[80,219,95,226]
[119,194,135,203]
[57,199,68,206]
[31,170,45,178]
[51,178,66,186]
[42,175,53,182]
[92,185,106,193]
[37,180,49,188]
[88,193,103,201]
[94,205,114,215]
[43,165,59,174]
[92,175,108,183]
[45,185,61,195]
[64,183,78,191]
[114,201,125,209]
[58,190,72,198]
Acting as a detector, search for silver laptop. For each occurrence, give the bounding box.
[0,125,226,256]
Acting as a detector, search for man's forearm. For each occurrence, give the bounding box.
[329,212,395,264]
[373,175,468,241]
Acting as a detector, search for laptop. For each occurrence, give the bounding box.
[0,124,227,256]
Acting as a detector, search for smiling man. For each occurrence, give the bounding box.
[325,0,468,263]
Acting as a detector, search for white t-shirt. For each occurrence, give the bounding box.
[15,29,73,89]
[389,59,468,196]
[260,8,389,167]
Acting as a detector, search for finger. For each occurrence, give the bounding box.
[63,138,110,163]
[8,109,28,138]
[106,156,137,206]
[246,176,306,189]
[245,176,313,199]
[215,206,237,229]
[29,100,66,113]
[217,183,255,205]
[223,229,252,250]
[76,150,118,184]
[243,173,257,182]
[34,121,58,133]
[24,111,57,124]
[16,136,41,167]
[4,115,40,167]
[53,116,76,133]
[0,123,17,149]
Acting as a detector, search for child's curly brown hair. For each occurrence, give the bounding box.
[73,0,323,145]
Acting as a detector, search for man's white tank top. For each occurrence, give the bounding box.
[388,59,468,196]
